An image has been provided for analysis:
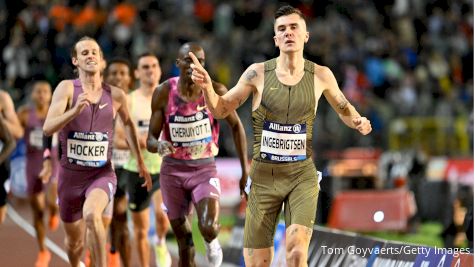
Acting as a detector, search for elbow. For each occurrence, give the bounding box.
[13,128,25,139]
[43,126,53,137]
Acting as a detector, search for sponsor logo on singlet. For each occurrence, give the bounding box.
[168,112,212,147]
[67,131,109,167]
[137,119,150,135]
[260,120,307,162]
[29,127,44,149]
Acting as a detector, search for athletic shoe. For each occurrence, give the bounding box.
[48,214,59,231]
[154,243,172,267]
[107,251,120,267]
[205,240,223,267]
[35,250,51,267]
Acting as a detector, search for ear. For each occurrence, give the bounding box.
[273,35,278,47]
[304,32,309,43]
[134,69,140,79]
[175,59,179,66]
[72,57,78,67]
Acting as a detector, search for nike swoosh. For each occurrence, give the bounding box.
[99,103,108,109]
[197,105,207,111]
[269,87,279,91]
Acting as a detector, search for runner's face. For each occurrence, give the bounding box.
[273,14,309,53]
[136,56,161,87]
[72,40,103,73]
[31,83,52,107]
[106,63,131,93]
[177,48,205,81]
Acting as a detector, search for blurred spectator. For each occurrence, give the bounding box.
[0,0,472,157]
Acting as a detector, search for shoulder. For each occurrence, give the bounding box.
[313,63,335,83]
[110,84,127,102]
[54,80,75,95]
[17,105,29,114]
[241,62,265,84]
[152,80,171,108]
[246,62,265,74]
[0,90,12,103]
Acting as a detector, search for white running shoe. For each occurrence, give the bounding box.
[205,239,223,267]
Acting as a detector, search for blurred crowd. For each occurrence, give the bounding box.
[0,0,473,158]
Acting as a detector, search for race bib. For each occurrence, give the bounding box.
[112,149,130,167]
[169,112,212,147]
[67,131,109,167]
[260,121,307,162]
[29,128,43,149]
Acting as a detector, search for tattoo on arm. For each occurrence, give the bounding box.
[336,94,349,110]
[291,228,298,235]
[245,70,257,81]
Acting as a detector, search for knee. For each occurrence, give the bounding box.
[65,236,84,252]
[199,219,219,242]
[134,227,148,240]
[84,211,102,229]
[176,232,194,249]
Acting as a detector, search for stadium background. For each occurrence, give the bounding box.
[0,0,473,266]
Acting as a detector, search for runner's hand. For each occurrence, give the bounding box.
[353,117,372,135]
[138,162,152,191]
[239,174,248,201]
[189,52,213,91]
[39,159,52,184]
[74,92,92,115]
[157,140,175,156]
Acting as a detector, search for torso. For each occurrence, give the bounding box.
[252,58,317,163]
[59,79,114,170]
[162,77,220,161]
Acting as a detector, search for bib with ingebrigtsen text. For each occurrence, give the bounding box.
[260,121,306,162]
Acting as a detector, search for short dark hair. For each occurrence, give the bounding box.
[274,5,306,22]
[135,52,159,69]
[107,57,131,70]
[71,36,102,59]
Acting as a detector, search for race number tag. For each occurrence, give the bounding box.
[260,121,307,162]
[169,112,212,147]
[112,149,130,167]
[29,128,43,149]
[67,131,109,167]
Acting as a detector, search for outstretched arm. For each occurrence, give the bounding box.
[320,66,372,135]
[114,88,152,191]
[214,82,249,198]
[189,52,257,119]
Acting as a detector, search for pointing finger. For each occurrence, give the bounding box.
[188,52,203,69]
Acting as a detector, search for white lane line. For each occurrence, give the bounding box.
[7,204,69,263]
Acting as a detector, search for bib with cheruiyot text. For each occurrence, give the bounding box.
[260,121,307,162]
[29,128,44,149]
[67,131,109,167]
[169,111,212,147]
